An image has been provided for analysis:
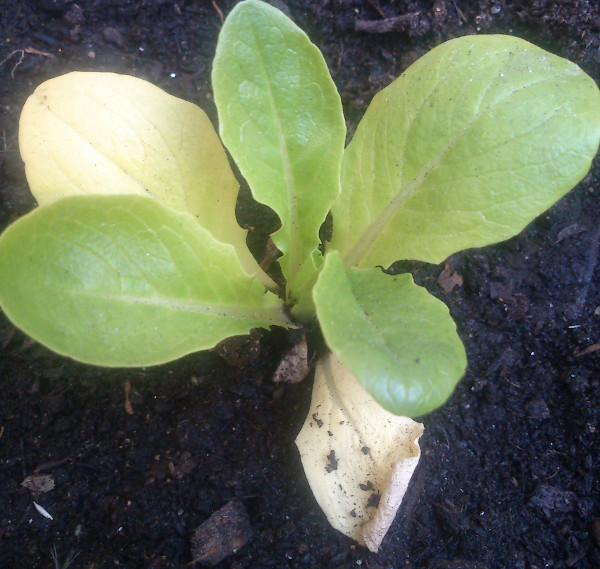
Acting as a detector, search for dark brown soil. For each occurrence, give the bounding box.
[1,1,600,568]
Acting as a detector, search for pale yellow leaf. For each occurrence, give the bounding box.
[19,72,272,286]
[296,352,423,551]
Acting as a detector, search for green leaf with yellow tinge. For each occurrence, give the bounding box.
[212,0,346,306]
[331,35,600,268]
[0,195,290,366]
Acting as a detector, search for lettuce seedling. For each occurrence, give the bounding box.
[1,0,599,551]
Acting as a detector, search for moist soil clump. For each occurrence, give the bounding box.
[1,1,599,568]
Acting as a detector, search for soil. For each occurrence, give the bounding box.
[1,1,600,568]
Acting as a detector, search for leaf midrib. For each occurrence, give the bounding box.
[45,284,287,323]
[248,17,300,294]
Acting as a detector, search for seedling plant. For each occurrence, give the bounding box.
[1,0,599,551]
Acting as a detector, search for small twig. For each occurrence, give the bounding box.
[24,46,55,58]
[34,456,71,473]
[575,217,600,310]
[0,49,24,78]
[212,0,224,25]
[453,0,467,22]
[355,12,419,34]
[336,39,344,73]
[1,47,55,78]
[366,0,387,19]
[574,343,600,357]
[124,379,135,415]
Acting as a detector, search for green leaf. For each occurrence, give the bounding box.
[0,195,290,367]
[331,35,600,268]
[19,71,272,286]
[212,0,346,303]
[313,252,466,416]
